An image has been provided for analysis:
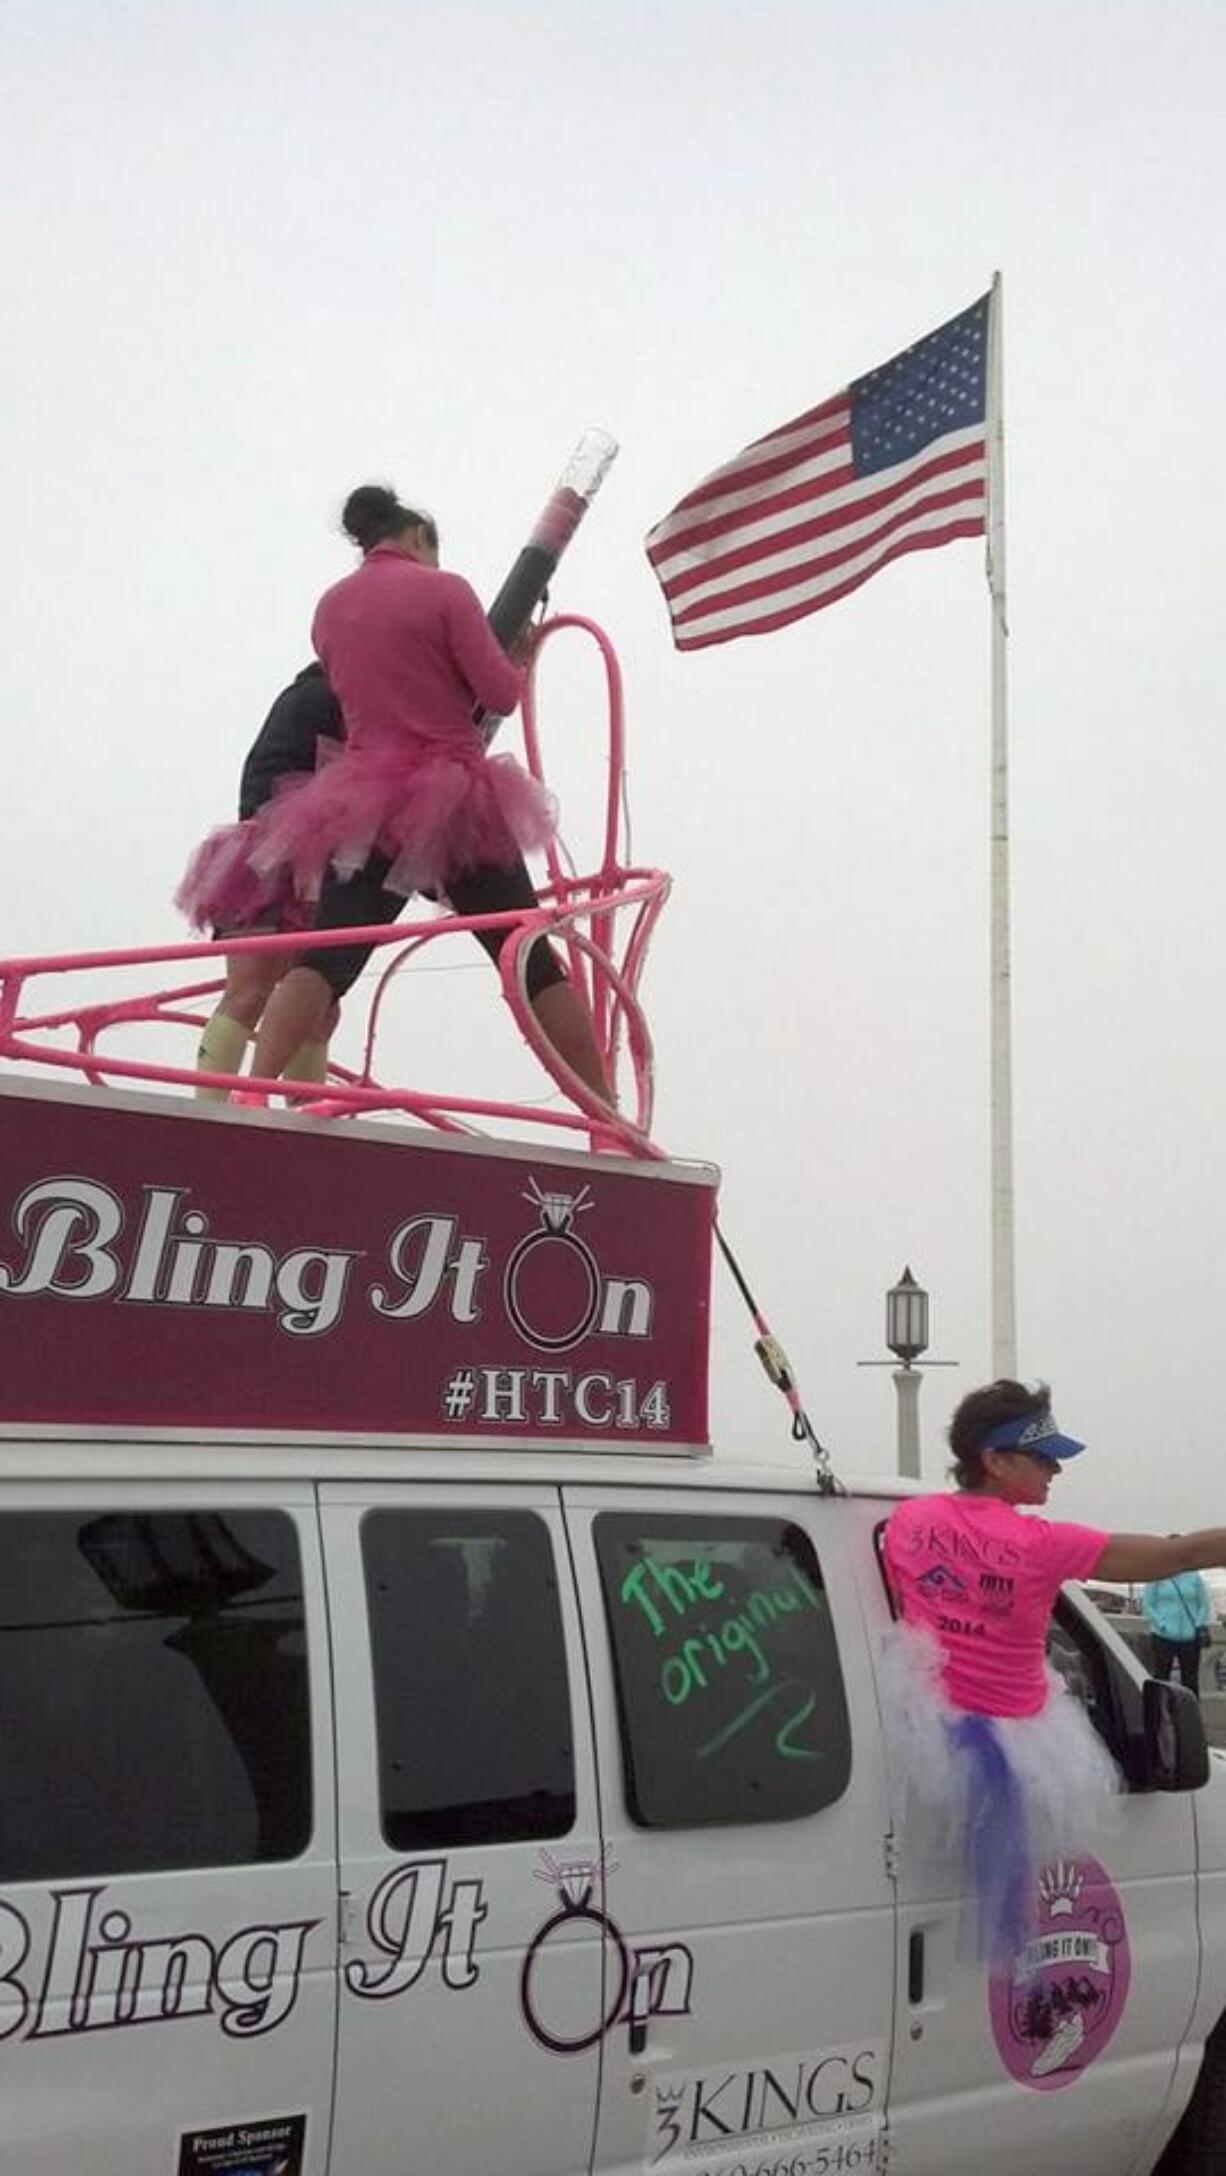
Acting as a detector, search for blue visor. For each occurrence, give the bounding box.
[982,1410,1085,1462]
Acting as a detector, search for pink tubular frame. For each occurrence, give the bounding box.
[0,617,671,1157]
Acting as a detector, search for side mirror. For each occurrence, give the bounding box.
[1143,1675,1210,1791]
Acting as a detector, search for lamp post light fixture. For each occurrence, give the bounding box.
[858,1267,958,1480]
[886,1266,929,1366]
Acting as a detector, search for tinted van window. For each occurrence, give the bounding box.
[363,1509,575,1849]
[0,1509,310,1881]
[595,1513,851,1827]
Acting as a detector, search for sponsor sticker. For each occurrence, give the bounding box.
[989,1856,1131,2089]
[647,2041,884,2175]
[177,2114,306,2176]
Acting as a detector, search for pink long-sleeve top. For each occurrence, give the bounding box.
[311,542,523,757]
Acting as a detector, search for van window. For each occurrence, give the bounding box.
[594,1513,851,1828]
[363,1509,575,1849]
[0,1509,310,1883]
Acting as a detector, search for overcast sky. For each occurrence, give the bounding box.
[3,1,1224,1526]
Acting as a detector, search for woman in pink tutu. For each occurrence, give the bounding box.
[182,485,611,1104]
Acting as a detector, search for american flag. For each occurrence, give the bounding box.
[646,292,991,651]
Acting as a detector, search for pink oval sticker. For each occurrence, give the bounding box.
[988,1855,1131,2090]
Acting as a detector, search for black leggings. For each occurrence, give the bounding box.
[302,852,567,1002]
[1151,1635,1202,1696]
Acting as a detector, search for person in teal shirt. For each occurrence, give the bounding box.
[1142,1563,1213,1695]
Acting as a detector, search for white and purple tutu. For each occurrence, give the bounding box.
[177,737,557,932]
[878,1622,1121,1961]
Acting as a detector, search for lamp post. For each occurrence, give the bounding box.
[858,1267,958,1479]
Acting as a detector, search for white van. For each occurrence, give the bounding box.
[0,1080,1223,2176]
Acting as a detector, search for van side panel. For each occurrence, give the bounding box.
[0,1480,338,2176]
[320,1481,603,2176]
[565,1486,896,2176]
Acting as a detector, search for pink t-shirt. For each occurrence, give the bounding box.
[882,1493,1109,1718]
[311,544,523,758]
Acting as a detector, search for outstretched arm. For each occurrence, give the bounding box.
[1096,1530,1226,1583]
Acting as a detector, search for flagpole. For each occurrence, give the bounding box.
[986,270,1017,1377]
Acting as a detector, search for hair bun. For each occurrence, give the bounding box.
[341,484,403,551]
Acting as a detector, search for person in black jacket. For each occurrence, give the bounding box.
[177,665,343,1099]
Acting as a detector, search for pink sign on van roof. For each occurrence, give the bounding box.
[0,1083,715,1449]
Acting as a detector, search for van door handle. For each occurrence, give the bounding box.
[908,1930,925,2005]
[628,1964,652,2055]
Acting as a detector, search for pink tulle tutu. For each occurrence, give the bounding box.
[175,821,302,934]
[177,740,557,929]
